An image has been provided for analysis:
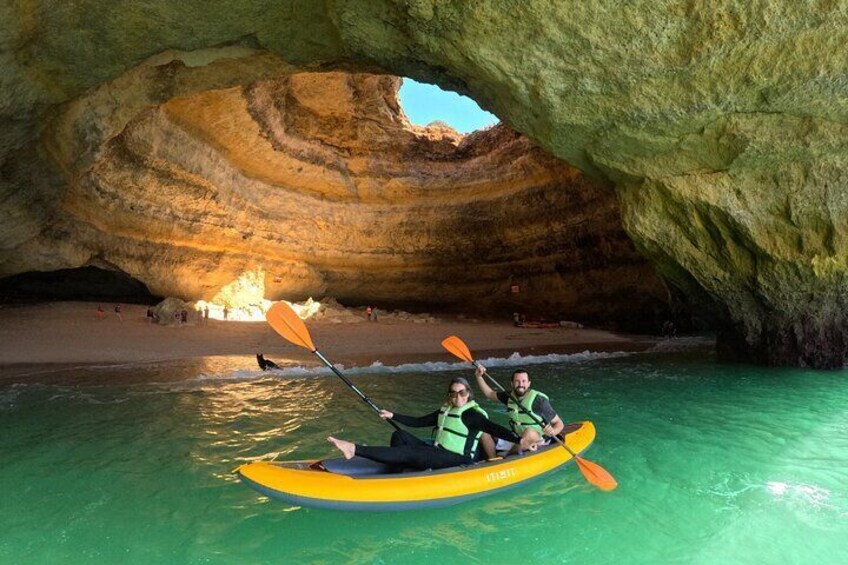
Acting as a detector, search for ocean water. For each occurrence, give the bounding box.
[2,342,847,564]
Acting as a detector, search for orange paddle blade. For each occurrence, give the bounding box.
[441,335,474,363]
[266,302,315,351]
[575,456,618,491]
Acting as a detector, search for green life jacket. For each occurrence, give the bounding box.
[506,389,549,435]
[433,400,489,458]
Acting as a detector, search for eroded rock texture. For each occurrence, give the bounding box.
[3,2,847,365]
[4,68,668,328]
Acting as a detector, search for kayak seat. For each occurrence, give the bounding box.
[319,456,398,477]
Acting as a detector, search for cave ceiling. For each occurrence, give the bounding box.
[2,2,847,366]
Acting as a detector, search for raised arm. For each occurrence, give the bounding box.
[474,363,499,401]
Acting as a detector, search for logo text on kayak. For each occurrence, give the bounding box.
[485,468,517,483]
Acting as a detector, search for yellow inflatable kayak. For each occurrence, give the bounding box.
[236,421,596,511]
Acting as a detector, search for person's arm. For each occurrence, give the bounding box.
[380,409,439,428]
[462,410,519,443]
[474,364,499,401]
[532,397,565,437]
[547,416,565,437]
[463,411,540,451]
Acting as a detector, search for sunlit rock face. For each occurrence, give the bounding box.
[4,3,847,364]
[7,69,666,328]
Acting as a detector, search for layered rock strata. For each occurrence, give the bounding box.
[3,3,847,365]
[4,68,667,328]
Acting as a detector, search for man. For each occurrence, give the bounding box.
[327,377,537,470]
[474,365,565,456]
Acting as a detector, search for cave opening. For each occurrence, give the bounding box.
[5,67,672,334]
[0,266,162,305]
[398,78,499,134]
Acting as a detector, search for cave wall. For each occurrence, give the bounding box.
[3,2,848,364]
[8,68,668,328]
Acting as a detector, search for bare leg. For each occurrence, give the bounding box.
[508,429,543,454]
[327,436,356,459]
[479,433,497,459]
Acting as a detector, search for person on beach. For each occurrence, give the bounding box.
[366,306,373,321]
[96,305,105,320]
[474,366,565,456]
[114,304,122,321]
[327,377,538,471]
[256,353,279,371]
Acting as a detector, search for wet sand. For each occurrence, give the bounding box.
[0,302,658,381]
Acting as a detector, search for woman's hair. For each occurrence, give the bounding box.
[447,377,474,400]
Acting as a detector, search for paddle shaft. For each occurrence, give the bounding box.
[312,350,401,431]
[472,361,579,457]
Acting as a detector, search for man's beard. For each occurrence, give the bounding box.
[513,386,526,395]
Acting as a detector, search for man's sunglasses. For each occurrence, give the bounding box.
[448,389,469,397]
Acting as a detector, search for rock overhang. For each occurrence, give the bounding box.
[3,2,848,366]
[2,47,668,330]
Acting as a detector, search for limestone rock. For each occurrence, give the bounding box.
[5,2,847,364]
[2,68,667,331]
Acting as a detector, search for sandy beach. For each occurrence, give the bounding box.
[0,302,658,381]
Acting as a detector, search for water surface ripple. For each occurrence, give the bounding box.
[1,352,846,563]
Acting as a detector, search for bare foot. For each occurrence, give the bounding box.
[327,436,356,459]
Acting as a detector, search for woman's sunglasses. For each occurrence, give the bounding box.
[448,389,469,398]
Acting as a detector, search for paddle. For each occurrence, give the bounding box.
[266,302,401,431]
[440,335,618,491]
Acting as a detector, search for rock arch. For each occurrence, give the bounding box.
[2,3,847,366]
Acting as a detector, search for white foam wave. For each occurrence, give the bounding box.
[194,350,632,381]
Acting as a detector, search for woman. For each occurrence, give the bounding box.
[327,377,537,471]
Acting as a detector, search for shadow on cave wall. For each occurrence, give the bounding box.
[0,267,162,305]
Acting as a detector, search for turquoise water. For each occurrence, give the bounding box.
[2,348,847,563]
